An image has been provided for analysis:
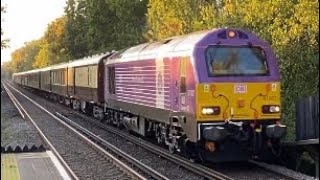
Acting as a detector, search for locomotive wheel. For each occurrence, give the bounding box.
[114,112,122,129]
[116,119,122,129]
[105,111,111,124]
[72,100,80,111]
[156,125,165,145]
[106,117,112,124]
[178,135,191,159]
[169,144,176,154]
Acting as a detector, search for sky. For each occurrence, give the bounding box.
[1,0,66,64]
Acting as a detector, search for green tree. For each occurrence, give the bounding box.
[147,0,200,40]
[85,0,116,54]
[106,0,148,49]
[64,0,148,57]
[64,0,90,58]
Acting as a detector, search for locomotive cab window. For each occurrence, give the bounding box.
[205,46,268,76]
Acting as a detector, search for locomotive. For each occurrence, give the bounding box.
[13,28,286,162]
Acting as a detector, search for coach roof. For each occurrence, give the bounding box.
[68,52,111,68]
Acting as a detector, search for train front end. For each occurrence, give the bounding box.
[194,29,286,162]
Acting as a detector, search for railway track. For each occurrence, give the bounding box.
[2,81,77,180]
[5,80,299,180]
[55,112,170,180]
[56,112,233,180]
[2,81,167,180]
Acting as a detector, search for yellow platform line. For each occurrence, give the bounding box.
[1,154,21,180]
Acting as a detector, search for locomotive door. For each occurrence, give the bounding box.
[179,57,187,111]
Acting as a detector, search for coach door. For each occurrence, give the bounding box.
[67,67,74,96]
[88,65,98,101]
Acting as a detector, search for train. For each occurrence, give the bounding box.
[13,28,286,162]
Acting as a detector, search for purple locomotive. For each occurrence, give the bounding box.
[13,28,286,162]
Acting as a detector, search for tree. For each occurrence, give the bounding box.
[1,5,9,49]
[33,40,50,68]
[106,0,148,49]
[64,0,90,58]
[44,16,70,65]
[64,0,148,58]
[147,0,200,40]
[21,40,42,70]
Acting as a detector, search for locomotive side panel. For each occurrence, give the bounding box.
[105,58,173,123]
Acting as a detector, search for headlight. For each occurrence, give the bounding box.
[262,105,280,113]
[201,107,220,115]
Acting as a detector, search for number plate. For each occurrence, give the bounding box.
[234,84,247,94]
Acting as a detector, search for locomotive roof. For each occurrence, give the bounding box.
[106,29,214,63]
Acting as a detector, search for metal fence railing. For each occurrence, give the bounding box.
[295,94,319,141]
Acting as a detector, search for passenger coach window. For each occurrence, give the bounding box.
[205,46,268,76]
[108,67,115,94]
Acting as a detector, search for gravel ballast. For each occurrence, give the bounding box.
[1,82,44,149]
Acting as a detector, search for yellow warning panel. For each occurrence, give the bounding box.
[1,154,21,180]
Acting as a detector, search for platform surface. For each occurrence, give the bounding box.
[1,151,71,180]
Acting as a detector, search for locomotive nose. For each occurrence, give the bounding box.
[196,82,281,121]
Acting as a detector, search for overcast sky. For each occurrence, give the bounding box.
[1,0,66,63]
